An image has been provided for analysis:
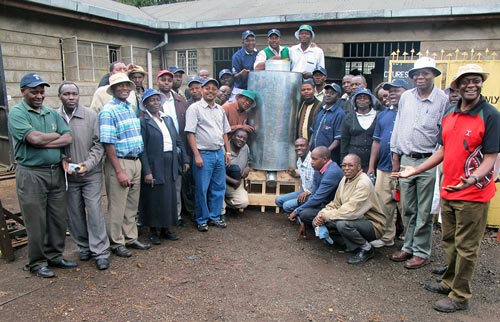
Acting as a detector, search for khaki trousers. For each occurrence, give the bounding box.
[104,158,141,248]
[440,199,488,302]
[374,169,400,243]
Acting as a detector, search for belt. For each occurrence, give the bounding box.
[406,152,432,159]
[118,155,139,161]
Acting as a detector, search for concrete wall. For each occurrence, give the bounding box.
[163,18,500,79]
[0,6,163,108]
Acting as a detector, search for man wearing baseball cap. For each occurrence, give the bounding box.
[289,24,325,79]
[395,64,499,312]
[232,30,258,90]
[168,66,186,99]
[309,83,345,164]
[218,68,243,103]
[185,78,231,232]
[368,79,409,249]
[312,67,328,102]
[390,57,449,269]
[254,29,290,71]
[100,73,150,257]
[8,73,75,278]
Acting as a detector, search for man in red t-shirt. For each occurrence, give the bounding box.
[395,64,500,313]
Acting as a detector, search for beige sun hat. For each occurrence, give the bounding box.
[450,64,489,90]
[408,57,441,78]
[106,73,135,95]
[127,64,147,76]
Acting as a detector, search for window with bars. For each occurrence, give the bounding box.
[61,37,121,81]
[343,41,420,76]
[176,50,198,75]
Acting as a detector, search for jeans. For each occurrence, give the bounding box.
[192,149,226,225]
[275,189,303,213]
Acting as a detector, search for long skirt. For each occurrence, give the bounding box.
[140,152,178,228]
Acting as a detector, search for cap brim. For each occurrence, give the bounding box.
[23,81,50,88]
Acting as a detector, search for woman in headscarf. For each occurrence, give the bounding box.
[340,88,378,172]
[139,89,188,244]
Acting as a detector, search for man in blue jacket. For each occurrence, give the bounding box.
[289,146,343,227]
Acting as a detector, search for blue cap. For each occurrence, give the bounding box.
[187,76,202,87]
[218,69,233,79]
[201,78,219,88]
[313,66,327,76]
[318,225,334,245]
[267,29,281,37]
[242,30,255,40]
[141,88,166,105]
[168,66,185,74]
[20,72,50,88]
[324,83,341,94]
[383,79,409,90]
[353,88,377,106]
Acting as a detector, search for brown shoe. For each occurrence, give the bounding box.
[390,250,412,262]
[433,297,468,313]
[404,255,430,269]
[424,281,451,295]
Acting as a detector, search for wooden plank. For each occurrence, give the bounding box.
[0,200,15,261]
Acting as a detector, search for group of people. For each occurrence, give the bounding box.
[7,22,499,314]
[274,56,498,313]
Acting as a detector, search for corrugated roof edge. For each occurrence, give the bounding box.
[22,0,500,30]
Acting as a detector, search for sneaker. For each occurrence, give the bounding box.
[197,223,209,232]
[370,239,394,248]
[212,219,227,228]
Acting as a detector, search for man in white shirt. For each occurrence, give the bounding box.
[289,24,325,79]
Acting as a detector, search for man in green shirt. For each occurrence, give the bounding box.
[254,28,290,71]
[8,72,75,278]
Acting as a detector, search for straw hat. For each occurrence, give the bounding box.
[450,64,489,89]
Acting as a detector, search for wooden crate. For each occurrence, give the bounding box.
[245,170,300,213]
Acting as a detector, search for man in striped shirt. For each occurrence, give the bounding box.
[99,73,150,258]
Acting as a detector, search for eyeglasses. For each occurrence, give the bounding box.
[459,77,482,86]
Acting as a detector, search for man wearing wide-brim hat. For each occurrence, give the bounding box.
[222,89,257,135]
[289,24,325,79]
[90,65,138,114]
[390,57,449,269]
[99,73,151,258]
[127,64,147,98]
[395,63,500,313]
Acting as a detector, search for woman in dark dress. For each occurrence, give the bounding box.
[139,89,188,245]
[340,88,378,172]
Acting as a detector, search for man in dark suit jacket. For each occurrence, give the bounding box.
[297,80,322,141]
[157,70,192,225]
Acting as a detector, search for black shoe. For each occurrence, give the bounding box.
[48,259,78,269]
[113,245,132,257]
[149,233,161,245]
[32,266,56,278]
[177,218,187,227]
[96,258,109,270]
[160,231,179,241]
[347,247,375,265]
[79,252,91,261]
[127,240,151,250]
[431,263,448,275]
[424,281,451,295]
[197,223,209,232]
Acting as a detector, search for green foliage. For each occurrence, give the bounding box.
[115,0,193,6]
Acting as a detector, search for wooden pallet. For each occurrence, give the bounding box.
[245,170,300,213]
